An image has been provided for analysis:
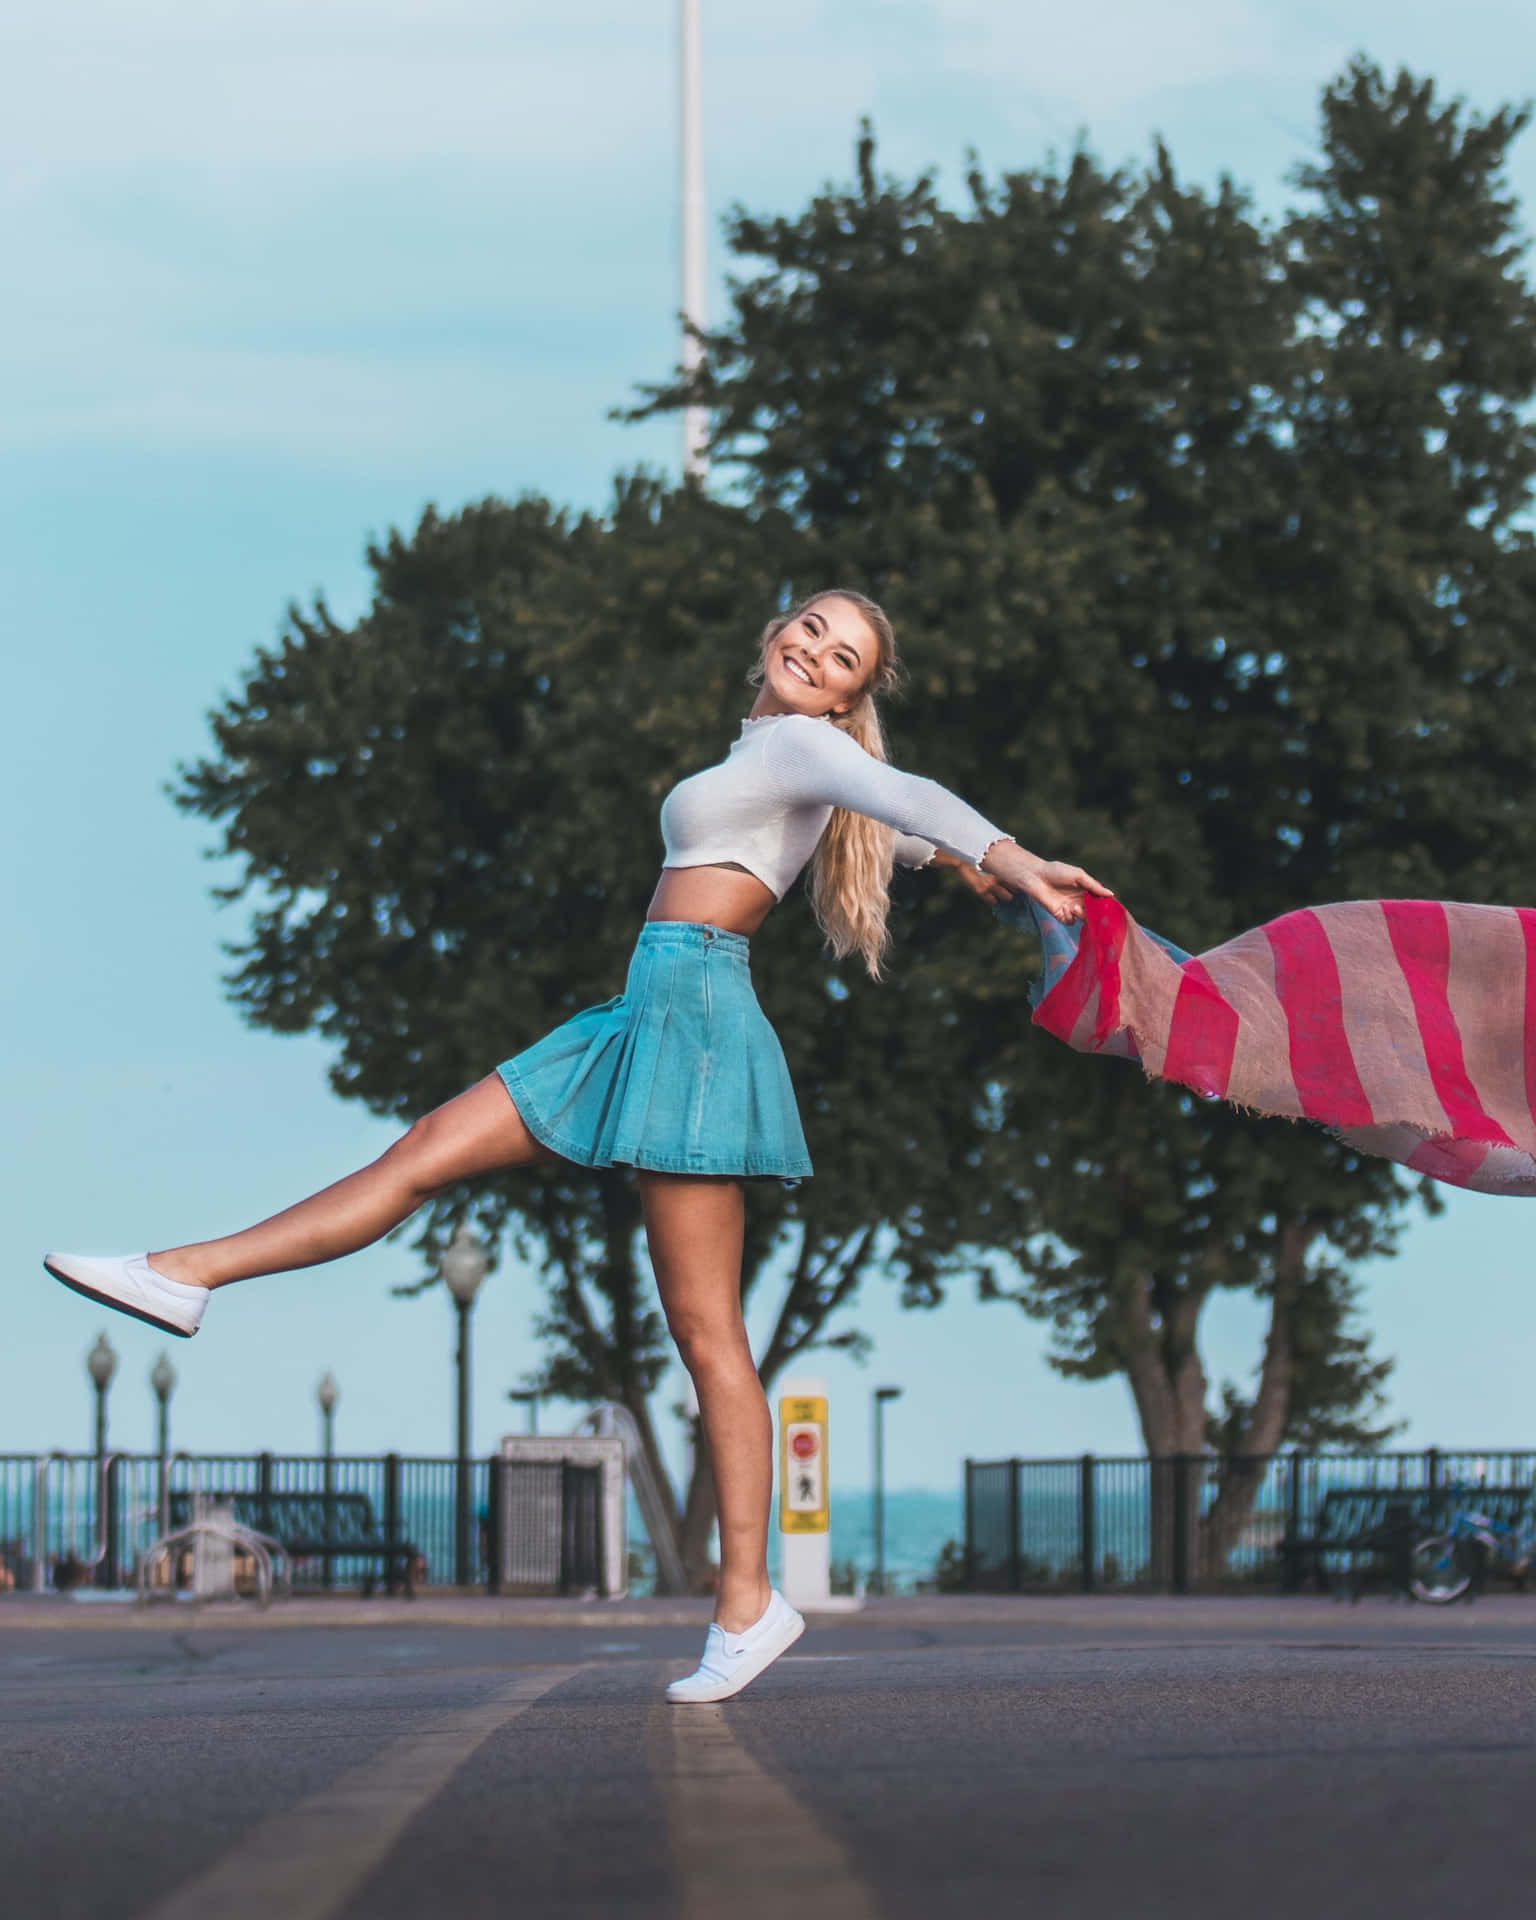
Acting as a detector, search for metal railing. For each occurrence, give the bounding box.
[964,1449,1536,1594]
[1,1452,509,1595]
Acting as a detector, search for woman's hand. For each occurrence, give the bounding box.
[952,862,1015,907]
[980,841,1114,924]
[924,847,1015,906]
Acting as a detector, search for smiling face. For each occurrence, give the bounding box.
[755,595,878,720]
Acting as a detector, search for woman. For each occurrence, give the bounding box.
[45,590,1110,1700]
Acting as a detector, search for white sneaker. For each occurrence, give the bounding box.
[666,1590,805,1704]
[43,1252,209,1338]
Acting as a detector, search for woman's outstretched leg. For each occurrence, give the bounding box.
[47,1076,554,1335]
[149,1075,554,1289]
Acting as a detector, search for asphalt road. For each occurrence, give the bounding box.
[4,1594,1536,1918]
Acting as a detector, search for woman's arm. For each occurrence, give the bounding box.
[925,844,1106,920]
[768,717,1111,922]
[892,831,937,871]
[923,844,1013,905]
[765,717,1007,866]
[981,843,1110,924]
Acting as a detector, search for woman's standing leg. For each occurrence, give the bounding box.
[151,1075,555,1288]
[640,1171,772,1634]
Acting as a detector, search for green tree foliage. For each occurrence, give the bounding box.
[632,60,1536,1550]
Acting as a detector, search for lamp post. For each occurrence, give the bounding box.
[872,1386,903,1597]
[316,1371,340,1589]
[507,1389,540,1435]
[87,1332,118,1462]
[87,1333,118,1588]
[317,1370,339,1461]
[150,1351,176,1460]
[679,0,707,478]
[150,1351,177,1536]
[441,1225,490,1587]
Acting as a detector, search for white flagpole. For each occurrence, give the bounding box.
[680,0,707,480]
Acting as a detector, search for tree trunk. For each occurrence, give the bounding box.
[1197,1221,1312,1581]
[1121,1271,1210,1589]
[617,1378,688,1577]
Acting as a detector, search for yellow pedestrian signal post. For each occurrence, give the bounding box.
[777,1375,831,1606]
[779,1393,828,1533]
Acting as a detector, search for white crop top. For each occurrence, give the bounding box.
[658,712,1009,900]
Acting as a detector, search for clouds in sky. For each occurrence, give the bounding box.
[6,1,1534,474]
[928,0,1289,111]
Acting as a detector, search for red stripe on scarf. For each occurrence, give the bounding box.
[1264,909,1374,1126]
[1033,896,1127,1049]
[1383,901,1516,1147]
[1087,896,1129,1050]
[1520,910,1536,1140]
[1161,958,1240,1099]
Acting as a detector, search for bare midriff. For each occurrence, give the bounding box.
[646,864,778,937]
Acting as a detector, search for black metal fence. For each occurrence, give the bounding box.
[965,1449,1536,1593]
[0,1451,603,1596]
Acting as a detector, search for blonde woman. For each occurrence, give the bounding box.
[45,590,1109,1701]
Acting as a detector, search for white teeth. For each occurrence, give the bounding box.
[786,658,812,683]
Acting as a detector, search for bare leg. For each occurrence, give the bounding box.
[150,1075,555,1290]
[640,1171,771,1635]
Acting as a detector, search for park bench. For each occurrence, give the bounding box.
[1280,1484,1532,1599]
[167,1490,417,1597]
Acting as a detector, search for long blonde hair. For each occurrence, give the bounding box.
[753,590,901,979]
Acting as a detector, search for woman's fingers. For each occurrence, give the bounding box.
[1037,860,1114,898]
[957,866,1015,905]
[1028,867,1117,923]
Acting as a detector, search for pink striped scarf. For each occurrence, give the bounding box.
[1031,897,1536,1195]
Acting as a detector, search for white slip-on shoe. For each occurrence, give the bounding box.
[665,1590,805,1704]
[43,1252,209,1338]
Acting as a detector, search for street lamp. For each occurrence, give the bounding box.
[679,0,707,479]
[316,1370,340,1590]
[150,1351,177,1459]
[441,1225,490,1586]
[87,1332,118,1461]
[86,1333,119,1588]
[507,1389,540,1435]
[872,1386,903,1597]
[150,1351,177,1535]
[316,1370,339,1460]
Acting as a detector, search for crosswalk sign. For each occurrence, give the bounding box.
[778,1394,828,1533]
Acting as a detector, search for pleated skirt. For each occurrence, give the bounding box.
[496,921,813,1182]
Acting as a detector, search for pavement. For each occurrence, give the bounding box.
[4,1591,1536,1917]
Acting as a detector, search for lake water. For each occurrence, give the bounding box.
[756,1487,965,1593]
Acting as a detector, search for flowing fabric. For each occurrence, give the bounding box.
[1002,894,1536,1196]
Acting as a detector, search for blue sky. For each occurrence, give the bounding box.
[4,1,1535,1500]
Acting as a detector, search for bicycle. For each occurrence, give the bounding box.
[1409,1504,1535,1605]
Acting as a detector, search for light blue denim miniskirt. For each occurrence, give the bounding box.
[497,922,813,1183]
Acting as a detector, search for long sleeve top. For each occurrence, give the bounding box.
[658,712,1008,900]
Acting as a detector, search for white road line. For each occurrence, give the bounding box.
[656,1674,881,1920]
[143,1664,581,1920]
